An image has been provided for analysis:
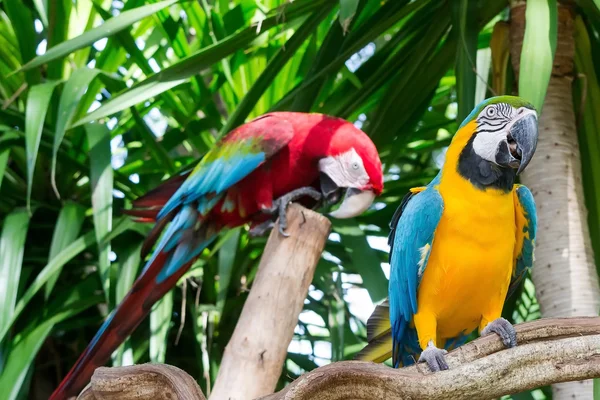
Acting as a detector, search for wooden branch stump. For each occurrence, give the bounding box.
[209,204,331,400]
[77,364,205,400]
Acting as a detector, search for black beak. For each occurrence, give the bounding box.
[511,113,538,174]
[496,113,538,174]
[320,172,343,204]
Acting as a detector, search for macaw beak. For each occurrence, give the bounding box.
[329,188,376,219]
[319,172,376,218]
[319,172,343,203]
[496,110,538,174]
[510,112,538,174]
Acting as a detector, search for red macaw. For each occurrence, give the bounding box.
[50,112,384,399]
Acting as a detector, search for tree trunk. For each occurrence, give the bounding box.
[509,2,600,398]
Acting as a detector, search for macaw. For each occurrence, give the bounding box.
[50,112,383,400]
[356,96,538,371]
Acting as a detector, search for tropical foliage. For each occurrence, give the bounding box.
[0,0,599,399]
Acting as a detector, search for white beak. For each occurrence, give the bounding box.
[329,189,376,219]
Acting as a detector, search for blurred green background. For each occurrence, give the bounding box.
[0,0,600,399]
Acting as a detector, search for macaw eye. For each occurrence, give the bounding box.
[486,107,496,118]
[352,162,360,170]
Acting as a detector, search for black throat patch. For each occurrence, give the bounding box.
[457,136,515,192]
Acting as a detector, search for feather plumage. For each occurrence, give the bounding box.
[508,184,537,296]
[51,112,384,400]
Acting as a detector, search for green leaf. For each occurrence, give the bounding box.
[573,15,600,276]
[86,123,114,301]
[150,291,173,363]
[369,5,452,140]
[113,240,142,367]
[452,0,478,122]
[510,390,536,400]
[116,242,143,304]
[275,0,418,113]
[44,202,86,299]
[518,0,557,112]
[72,0,330,126]
[0,323,49,400]
[0,231,96,345]
[0,279,101,400]
[287,352,319,372]
[74,79,186,128]
[32,0,49,27]
[18,0,180,72]
[218,3,334,136]
[3,0,41,84]
[594,377,600,400]
[130,108,176,174]
[0,209,30,338]
[328,274,345,361]
[0,146,10,192]
[45,0,72,80]
[339,0,359,33]
[51,68,102,198]
[217,229,241,311]
[0,218,137,345]
[333,220,387,303]
[25,81,61,211]
[474,47,491,105]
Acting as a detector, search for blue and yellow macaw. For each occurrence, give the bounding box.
[356,96,538,371]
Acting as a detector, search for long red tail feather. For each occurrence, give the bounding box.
[49,250,195,400]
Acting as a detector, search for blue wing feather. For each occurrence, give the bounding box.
[158,114,294,221]
[152,150,267,282]
[158,152,266,219]
[217,153,266,192]
[389,174,444,367]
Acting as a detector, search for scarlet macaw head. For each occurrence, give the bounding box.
[316,118,383,219]
[458,96,538,176]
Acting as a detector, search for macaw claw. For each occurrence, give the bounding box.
[482,317,517,348]
[249,220,275,237]
[262,187,322,237]
[418,341,448,372]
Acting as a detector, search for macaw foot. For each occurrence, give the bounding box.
[248,220,275,237]
[262,187,322,237]
[481,317,517,348]
[418,340,448,372]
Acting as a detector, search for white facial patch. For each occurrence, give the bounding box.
[472,103,517,163]
[472,131,507,163]
[318,148,370,189]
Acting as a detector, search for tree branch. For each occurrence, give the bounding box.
[74,316,600,399]
[77,364,206,400]
[261,317,600,400]
[209,204,332,400]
